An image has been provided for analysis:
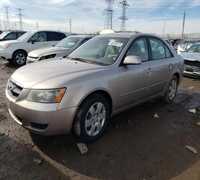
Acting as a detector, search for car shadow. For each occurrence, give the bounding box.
[31,92,200,180]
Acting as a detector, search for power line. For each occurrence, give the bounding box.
[17,8,23,30]
[119,0,129,31]
[105,0,114,29]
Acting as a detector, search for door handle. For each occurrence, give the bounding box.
[169,64,173,71]
[147,67,151,76]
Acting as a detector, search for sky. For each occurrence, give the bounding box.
[0,0,200,34]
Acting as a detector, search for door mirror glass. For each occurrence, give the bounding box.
[123,55,142,65]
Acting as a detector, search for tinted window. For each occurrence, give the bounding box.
[126,38,148,61]
[17,32,25,38]
[4,32,17,40]
[149,38,173,60]
[47,32,66,41]
[29,32,47,42]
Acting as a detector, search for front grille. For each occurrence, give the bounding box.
[184,60,200,67]
[7,81,23,98]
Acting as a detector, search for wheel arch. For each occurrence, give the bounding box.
[77,89,113,113]
[12,49,28,59]
[173,72,180,84]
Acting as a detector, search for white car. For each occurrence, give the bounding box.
[180,43,200,77]
[0,30,66,66]
[27,35,93,63]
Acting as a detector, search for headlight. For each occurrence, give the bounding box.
[39,54,56,60]
[27,88,66,103]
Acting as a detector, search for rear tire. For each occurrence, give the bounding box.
[73,94,111,143]
[12,50,27,66]
[163,75,178,103]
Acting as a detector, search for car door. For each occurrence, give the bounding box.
[27,31,48,51]
[116,37,150,108]
[146,37,174,96]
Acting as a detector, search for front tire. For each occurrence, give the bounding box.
[12,50,27,66]
[73,94,111,143]
[163,75,178,103]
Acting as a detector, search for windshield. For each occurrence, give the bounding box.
[17,31,34,41]
[56,36,81,48]
[187,44,200,53]
[0,32,9,39]
[68,36,128,65]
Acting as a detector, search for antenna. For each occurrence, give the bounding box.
[119,0,129,31]
[17,8,23,30]
[105,0,114,29]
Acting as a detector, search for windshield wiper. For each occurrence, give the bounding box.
[69,57,105,66]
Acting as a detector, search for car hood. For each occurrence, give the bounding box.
[28,47,70,57]
[181,52,200,62]
[11,59,103,89]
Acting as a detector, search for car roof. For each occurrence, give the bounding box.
[98,32,162,39]
[67,34,94,39]
[3,30,26,33]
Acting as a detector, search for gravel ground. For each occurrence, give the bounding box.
[0,62,200,180]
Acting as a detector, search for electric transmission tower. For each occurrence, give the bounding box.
[17,8,23,30]
[5,6,10,30]
[105,0,114,29]
[181,11,186,40]
[119,0,129,31]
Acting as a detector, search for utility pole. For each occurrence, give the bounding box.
[17,8,23,30]
[36,22,39,30]
[119,0,129,31]
[5,6,9,30]
[181,11,186,40]
[69,18,72,33]
[105,0,114,29]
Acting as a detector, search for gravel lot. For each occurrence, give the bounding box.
[0,61,200,180]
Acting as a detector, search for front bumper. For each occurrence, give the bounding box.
[184,70,200,78]
[6,89,77,136]
[0,48,12,60]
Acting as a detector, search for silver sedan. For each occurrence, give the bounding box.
[6,33,184,143]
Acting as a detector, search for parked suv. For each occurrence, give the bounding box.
[0,30,66,66]
[6,33,183,143]
[0,30,26,41]
[27,35,93,63]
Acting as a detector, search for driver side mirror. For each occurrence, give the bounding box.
[123,55,142,65]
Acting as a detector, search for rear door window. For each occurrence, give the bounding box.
[47,32,66,41]
[29,32,47,42]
